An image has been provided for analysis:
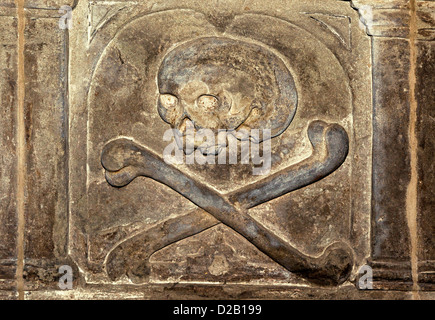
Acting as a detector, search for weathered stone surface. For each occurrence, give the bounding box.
[23,16,68,260]
[0,14,17,295]
[416,40,435,290]
[371,38,412,262]
[20,15,76,292]
[0,0,433,300]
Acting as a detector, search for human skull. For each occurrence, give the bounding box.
[157,37,298,155]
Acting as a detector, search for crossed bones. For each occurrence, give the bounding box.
[101,120,353,286]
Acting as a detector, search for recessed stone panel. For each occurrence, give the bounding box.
[0,14,17,294]
[67,0,372,288]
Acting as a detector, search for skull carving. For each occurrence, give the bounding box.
[157,37,298,155]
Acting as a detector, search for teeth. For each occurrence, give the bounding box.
[174,131,228,156]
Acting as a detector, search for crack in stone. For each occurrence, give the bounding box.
[406,0,421,300]
[14,0,26,301]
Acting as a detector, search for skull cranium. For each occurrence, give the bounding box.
[157,37,298,155]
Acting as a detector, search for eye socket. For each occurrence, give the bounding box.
[159,94,178,109]
[197,95,219,111]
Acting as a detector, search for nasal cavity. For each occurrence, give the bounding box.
[177,117,195,134]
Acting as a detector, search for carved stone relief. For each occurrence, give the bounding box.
[1,0,434,300]
[67,0,372,289]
